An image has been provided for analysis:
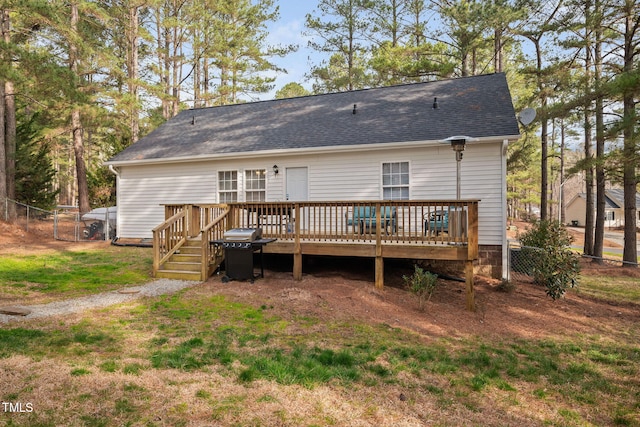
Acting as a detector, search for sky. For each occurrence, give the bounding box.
[263,2,319,99]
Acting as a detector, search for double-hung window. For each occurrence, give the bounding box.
[382,162,409,200]
[245,169,266,201]
[218,171,238,203]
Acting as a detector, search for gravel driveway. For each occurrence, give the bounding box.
[0,279,199,324]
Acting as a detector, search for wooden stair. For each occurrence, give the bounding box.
[155,237,204,281]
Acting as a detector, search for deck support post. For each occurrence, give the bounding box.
[293,252,302,280]
[375,256,384,289]
[293,203,302,281]
[186,204,201,237]
[465,260,475,311]
[375,203,384,289]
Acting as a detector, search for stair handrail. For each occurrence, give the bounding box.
[199,205,231,279]
[152,210,187,276]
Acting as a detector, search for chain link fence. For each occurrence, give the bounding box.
[508,240,637,282]
[581,253,639,267]
[507,241,546,283]
[2,198,113,242]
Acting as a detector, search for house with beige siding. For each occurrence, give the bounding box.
[565,189,640,228]
[105,73,520,286]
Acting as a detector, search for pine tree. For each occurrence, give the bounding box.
[367,0,455,84]
[516,0,564,221]
[305,0,372,92]
[1,7,17,220]
[15,113,58,210]
[432,0,492,76]
[275,82,310,99]
[206,0,288,104]
[616,0,639,266]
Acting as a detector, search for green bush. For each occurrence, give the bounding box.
[518,220,580,300]
[403,265,439,310]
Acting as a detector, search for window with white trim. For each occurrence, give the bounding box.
[218,171,238,203]
[382,162,409,200]
[245,169,266,201]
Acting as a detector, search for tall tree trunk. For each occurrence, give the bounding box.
[583,2,594,255]
[391,0,399,47]
[621,0,638,266]
[583,112,594,256]
[4,80,16,216]
[0,10,7,217]
[593,0,605,263]
[193,28,201,108]
[72,110,89,212]
[203,51,209,107]
[348,0,355,91]
[128,4,140,143]
[535,36,549,221]
[0,79,6,219]
[156,8,171,119]
[70,2,90,214]
[560,119,566,224]
[171,26,180,116]
[2,9,16,221]
[494,28,503,72]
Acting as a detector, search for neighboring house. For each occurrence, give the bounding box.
[566,189,640,228]
[105,73,520,279]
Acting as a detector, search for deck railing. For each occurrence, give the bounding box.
[155,204,230,279]
[229,200,478,247]
[152,209,187,274]
[199,205,230,279]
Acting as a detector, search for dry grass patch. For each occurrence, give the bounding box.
[2,278,640,426]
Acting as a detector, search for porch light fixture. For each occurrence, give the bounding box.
[273,165,279,175]
[441,136,478,200]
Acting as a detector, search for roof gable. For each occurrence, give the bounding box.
[606,189,640,208]
[108,73,520,164]
[569,189,640,209]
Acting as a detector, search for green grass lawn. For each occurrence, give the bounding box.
[578,274,640,304]
[0,246,153,300]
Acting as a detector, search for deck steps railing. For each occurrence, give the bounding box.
[153,205,229,281]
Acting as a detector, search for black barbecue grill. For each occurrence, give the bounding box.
[213,228,275,282]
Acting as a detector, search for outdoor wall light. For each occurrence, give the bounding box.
[273,165,279,175]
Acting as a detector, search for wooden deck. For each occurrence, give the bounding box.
[153,200,479,310]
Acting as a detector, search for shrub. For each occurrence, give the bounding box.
[403,265,439,310]
[518,220,580,300]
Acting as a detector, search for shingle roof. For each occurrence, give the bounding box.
[572,190,640,209]
[605,189,640,208]
[107,73,520,164]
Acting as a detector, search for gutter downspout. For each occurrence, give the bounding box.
[502,139,509,281]
[108,165,121,242]
[108,164,119,177]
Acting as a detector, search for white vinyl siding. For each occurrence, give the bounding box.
[116,162,216,238]
[115,141,506,245]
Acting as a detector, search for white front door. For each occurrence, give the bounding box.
[286,167,308,201]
